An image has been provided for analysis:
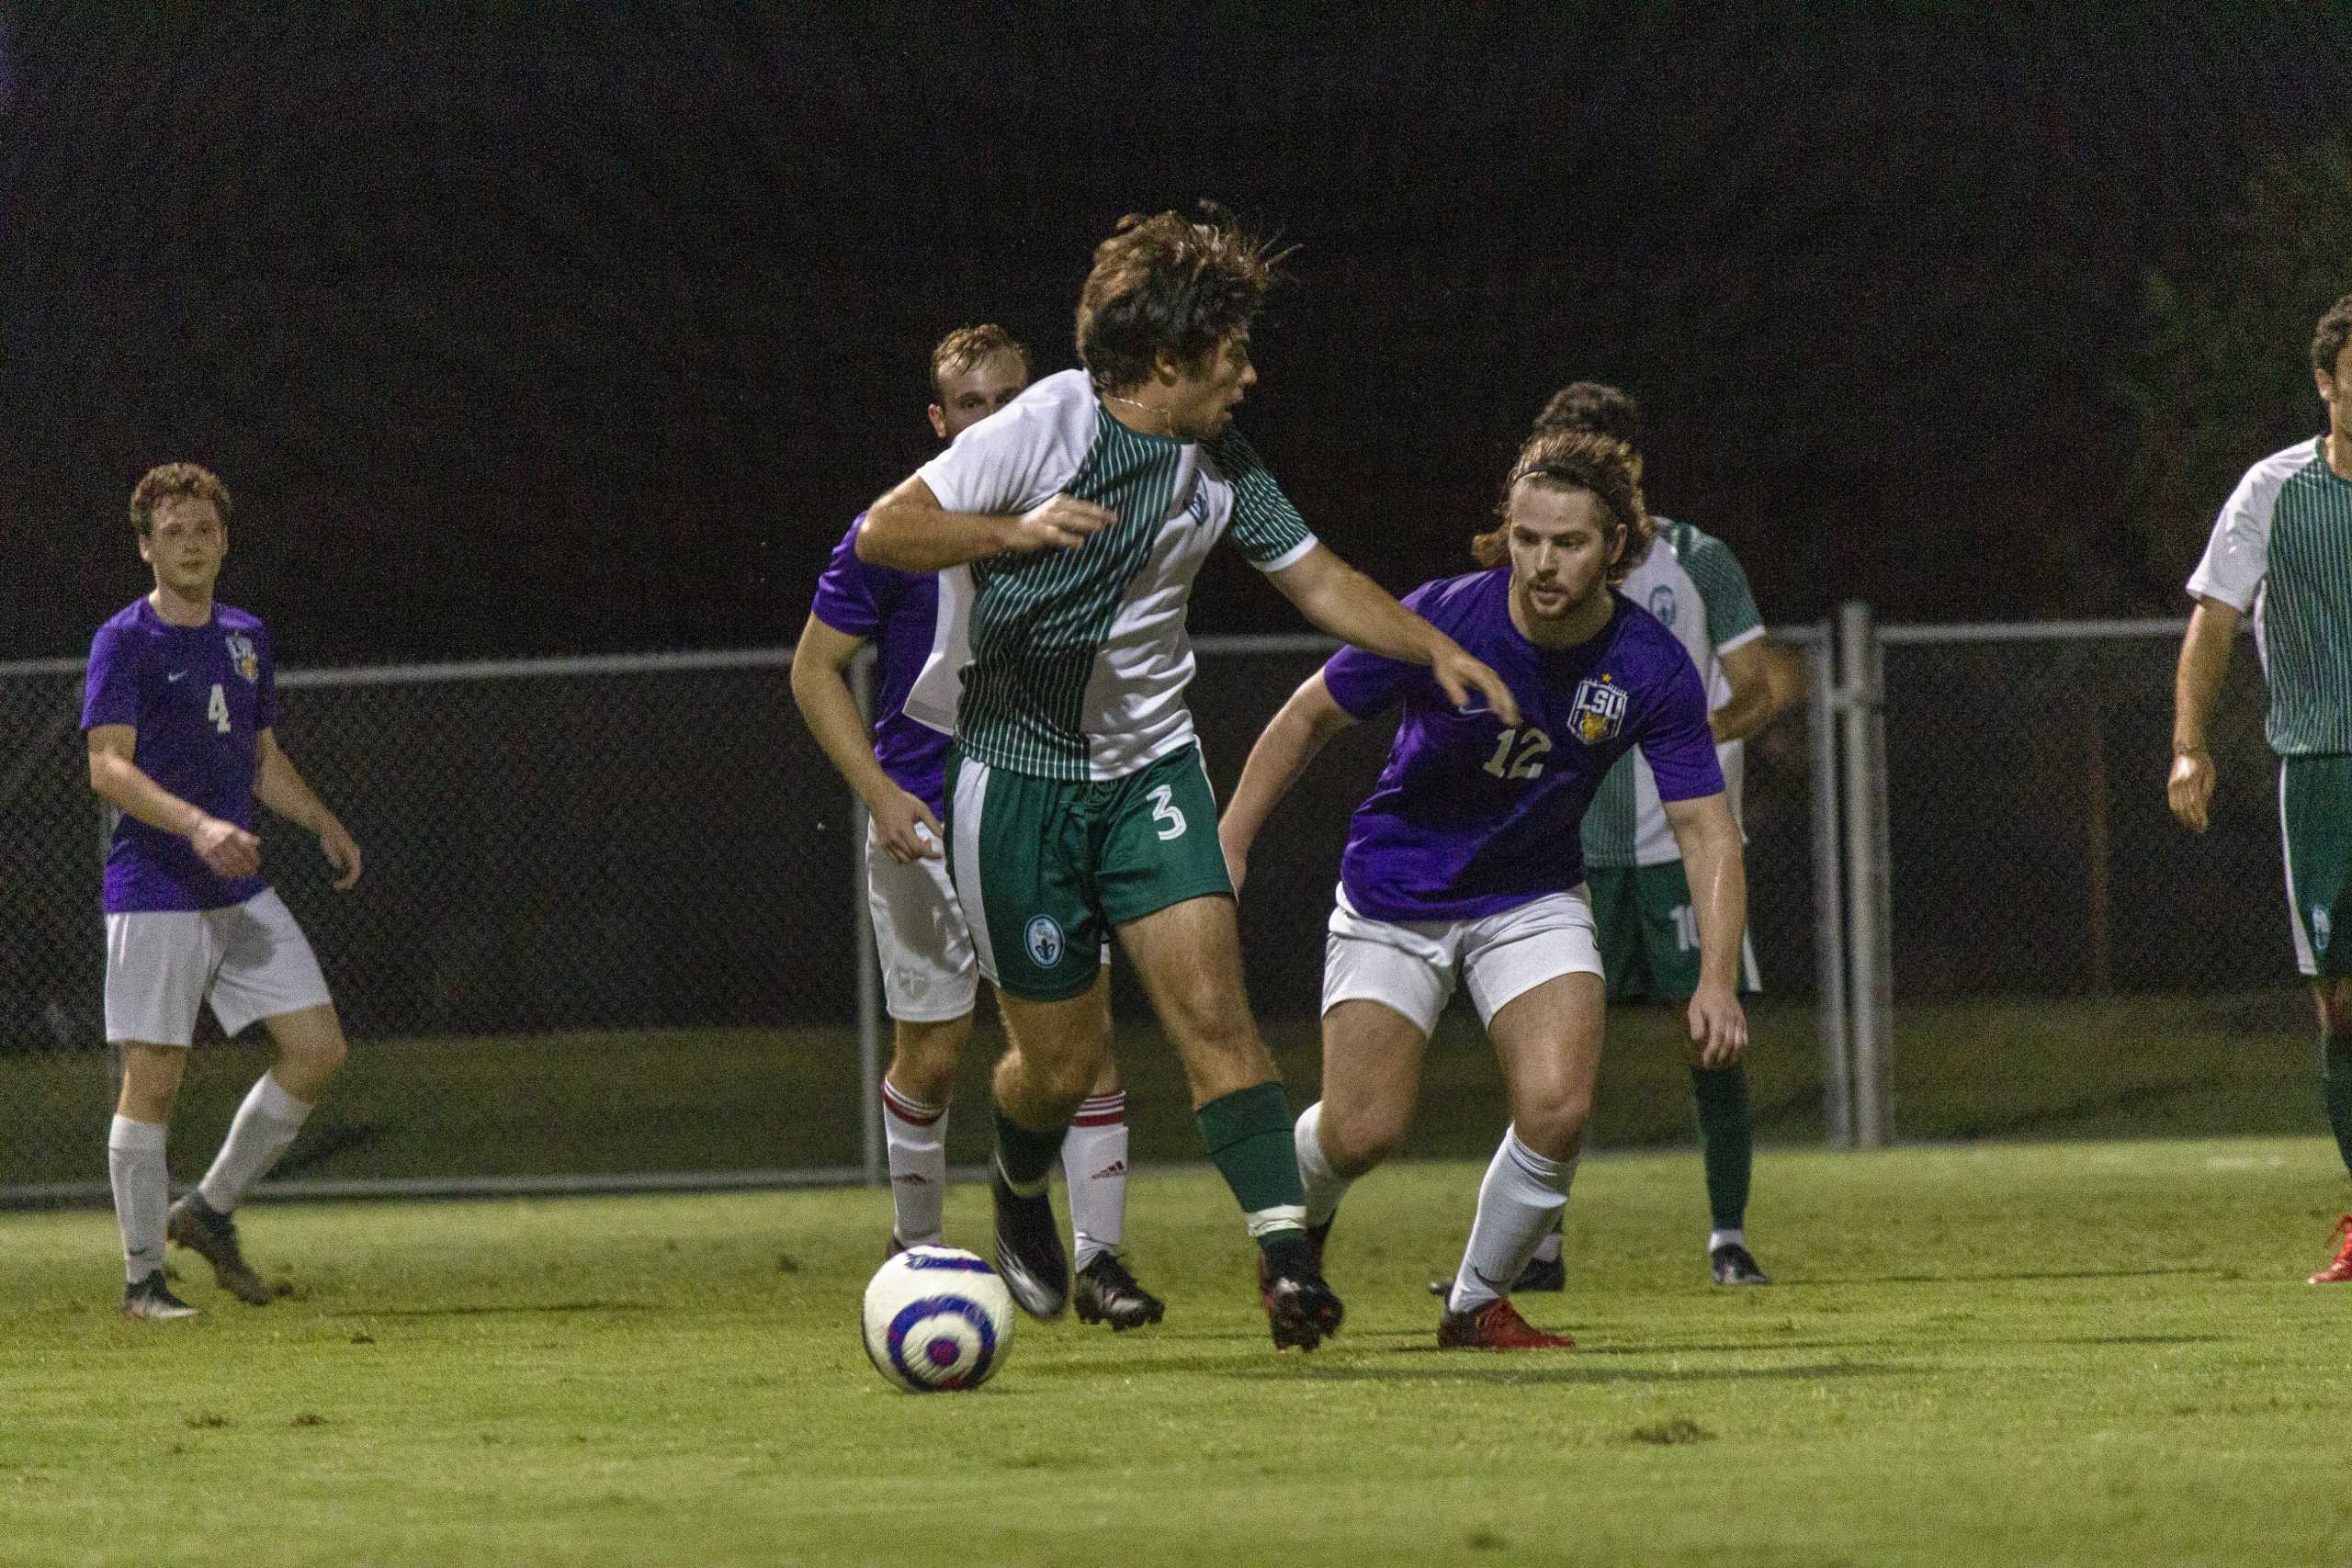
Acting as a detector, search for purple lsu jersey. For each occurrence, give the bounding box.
[809,513,953,818]
[1321,570,1723,921]
[81,598,277,913]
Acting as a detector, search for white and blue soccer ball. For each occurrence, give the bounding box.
[862,1246,1015,1393]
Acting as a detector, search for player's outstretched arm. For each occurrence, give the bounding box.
[790,614,942,863]
[855,477,1111,573]
[1266,545,1521,728]
[1217,671,1357,895]
[2168,596,2241,833]
[87,724,261,880]
[1663,791,1749,1066]
[255,731,360,889]
[1711,638,1802,744]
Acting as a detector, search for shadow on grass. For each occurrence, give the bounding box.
[1942,1077,2205,1141]
[1015,1352,1899,1385]
[1803,1265,2219,1285]
[1241,1357,1903,1385]
[340,1302,662,1317]
[2036,1334,2229,1348]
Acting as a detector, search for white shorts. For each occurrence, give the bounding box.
[104,887,334,1046]
[865,820,978,1023]
[1321,884,1603,1038]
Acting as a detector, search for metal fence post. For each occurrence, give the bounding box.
[848,647,883,1189]
[1838,602,1893,1146]
[1804,625,1852,1147]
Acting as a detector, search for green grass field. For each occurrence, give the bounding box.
[6,1137,2350,1567]
[0,990,2328,1189]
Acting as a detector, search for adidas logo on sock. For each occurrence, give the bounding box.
[1091,1160,1125,1179]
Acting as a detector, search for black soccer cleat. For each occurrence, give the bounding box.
[122,1269,198,1322]
[167,1194,272,1305]
[1710,1242,1771,1286]
[1072,1251,1166,1331]
[1429,1250,1565,1300]
[989,1161,1069,1321]
[1256,1238,1344,1352]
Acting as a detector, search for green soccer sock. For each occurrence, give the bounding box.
[2322,1032,2352,1182]
[992,1104,1067,1198]
[1195,1081,1307,1250]
[1690,1063,1754,1234]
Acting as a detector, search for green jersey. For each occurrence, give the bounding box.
[902,370,1317,780]
[2189,436,2352,756]
[1580,517,1762,867]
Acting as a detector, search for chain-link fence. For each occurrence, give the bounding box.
[12,618,2304,1199]
[1881,625,2279,998]
[1848,617,2313,1145]
[1,637,1840,1200]
[1,651,872,1197]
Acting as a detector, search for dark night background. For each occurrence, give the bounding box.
[5,4,2350,667]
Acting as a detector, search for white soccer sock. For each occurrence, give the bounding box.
[1708,1227,1746,1254]
[196,1072,314,1215]
[1295,1101,1353,1229]
[1062,1090,1130,1270]
[1531,1226,1564,1265]
[880,1079,949,1247]
[1446,1128,1577,1316]
[108,1115,169,1285]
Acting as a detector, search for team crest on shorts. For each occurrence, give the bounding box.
[1024,915,1066,969]
[2313,906,2333,954]
[1647,585,1678,626]
[224,632,260,683]
[1569,675,1627,745]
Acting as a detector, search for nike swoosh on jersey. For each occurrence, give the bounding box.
[165,670,189,682]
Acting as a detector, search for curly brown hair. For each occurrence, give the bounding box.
[129,462,232,537]
[1532,381,1642,449]
[2313,293,2352,382]
[929,323,1030,401]
[1470,428,1653,586]
[1075,202,1284,392]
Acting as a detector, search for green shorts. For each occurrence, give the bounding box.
[942,741,1232,1002]
[2280,754,2352,980]
[1587,862,1760,1003]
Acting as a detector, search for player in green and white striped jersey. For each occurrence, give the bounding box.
[1529,384,1798,1290]
[859,205,1519,1349]
[2171,292,2352,1284]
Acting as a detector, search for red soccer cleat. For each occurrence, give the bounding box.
[1437,1295,1575,1350]
[2308,1215,2352,1284]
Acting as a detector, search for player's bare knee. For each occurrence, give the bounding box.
[890,1016,970,1101]
[116,1044,187,1122]
[1515,1093,1590,1164]
[1324,1107,1404,1177]
[995,1036,1098,1114]
[286,1030,348,1081]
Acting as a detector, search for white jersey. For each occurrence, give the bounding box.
[2187,435,2352,757]
[902,370,1317,780]
[1579,517,1765,867]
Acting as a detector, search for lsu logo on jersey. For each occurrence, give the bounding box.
[224,632,260,684]
[1569,675,1627,745]
[1647,585,1678,626]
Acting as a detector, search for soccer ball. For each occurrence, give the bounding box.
[861,1247,1015,1393]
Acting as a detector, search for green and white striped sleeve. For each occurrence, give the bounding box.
[1207,431,1318,571]
[1685,527,1765,655]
